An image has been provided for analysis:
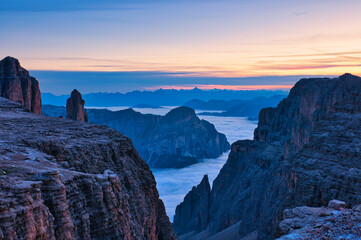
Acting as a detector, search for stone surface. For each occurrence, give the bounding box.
[328,199,346,210]
[0,56,41,114]
[277,201,361,239]
[173,74,361,239]
[66,89,88,122]
[43,105,230,169]
[0,97,175,240]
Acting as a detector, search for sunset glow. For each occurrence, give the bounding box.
[1,0,361,92]
[146,84,294,91]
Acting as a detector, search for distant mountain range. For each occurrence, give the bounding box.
[42,88,288,107]
[184,95,286,119]
[132,103,163,109]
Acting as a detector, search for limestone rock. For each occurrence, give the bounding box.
[277,202,361,239]
[173,175,210,235]
[0,56,42,114]
[173,74,361,239]
[0,97,175,240]
[328,199,346,210]
[66,89,88,122]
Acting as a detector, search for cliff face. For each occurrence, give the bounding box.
[173,175,210,235]
[173,74,361,239]
[0,56,42,114]
[0,97,175,240]
[43,106,230,169]
[66,89,88,122]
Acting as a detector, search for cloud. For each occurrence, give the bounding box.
[258,64,361,71]
[254,50,361,59]
[292,11,307,17]
[151,112,258,219]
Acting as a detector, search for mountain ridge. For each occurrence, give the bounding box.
[173,73,361,239]
[42,89,288,107]
[42,105,231,169]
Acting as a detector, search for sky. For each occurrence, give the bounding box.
[1,0,361,93]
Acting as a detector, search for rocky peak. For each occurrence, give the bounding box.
[0,56,42,114]
[199,174,210,190]
[173,174,210,235]
[66,89,88,122]
[0,56,29,77]
[254,107,276,141]
[254,73,361,156]
[163,106,196,123]
[174,74,361,239]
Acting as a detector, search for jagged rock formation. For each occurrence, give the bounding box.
[43,106,230,169]
[173,74,361,239]
[277,200,361,239]
[66,89,88,122]
[0,97,175,240]
[173,175,210,235]
[0,56,41,114]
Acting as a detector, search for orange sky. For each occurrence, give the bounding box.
[146,85,294,91]
[2,0,361,79]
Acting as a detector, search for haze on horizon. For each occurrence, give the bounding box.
[1,0,361,94]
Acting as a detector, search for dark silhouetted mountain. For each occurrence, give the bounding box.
[173,74,361,240]
[0,56,42,114]
[174,175,211,234]
[43,106,230,169]
[42,88,288,107]
[185,95,286,119]
[132,103,163,109]
[184,98,245,110]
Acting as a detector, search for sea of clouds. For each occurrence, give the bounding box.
[96,106,257,220]
[144,108,257,220]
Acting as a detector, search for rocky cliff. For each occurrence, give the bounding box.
[0,56,41,114]
[173,175,210,234]
[173,74,361,239]
[66,89,88,122]
[0,97,176,240]
[43,106,230,169]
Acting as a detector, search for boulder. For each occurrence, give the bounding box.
[328,199,346,210]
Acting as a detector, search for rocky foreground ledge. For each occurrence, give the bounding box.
[278,200,361,239]
[0,97,175,239]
